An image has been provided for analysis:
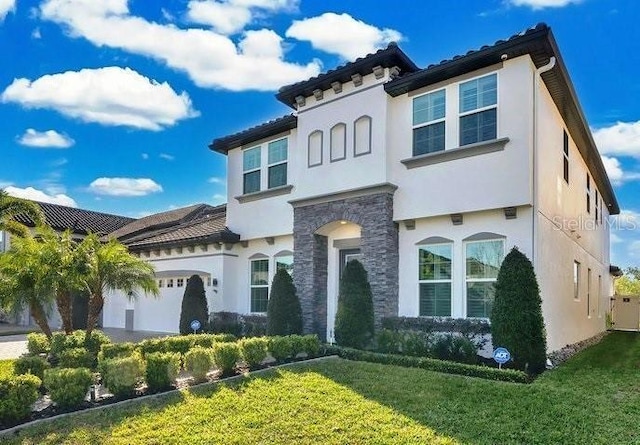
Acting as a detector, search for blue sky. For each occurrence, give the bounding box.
[1,0,639,266]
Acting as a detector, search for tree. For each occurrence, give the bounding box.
[0,190,44,238]
[77,234,158,335]
[334,259,374,349]
[266,268,302,336]
[179,274,208,334]
[491,247,546,374]
[616,268,640,295]
[0,234,54,337]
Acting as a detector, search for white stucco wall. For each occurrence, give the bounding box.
[103,245,226,333]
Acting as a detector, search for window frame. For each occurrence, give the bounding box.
[250,258,270,313]
[412,88,446,156]
[458,73,498,147]
[464,238,505,319]
[417,242,453,317]
[243,146,262,194]
[573,261,581,300]
[177,278,184,288]
[563,130,570,184]
[267,138,288,189]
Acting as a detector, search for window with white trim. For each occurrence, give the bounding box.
[465,238,504,318]
[413,89,446,156]
[587,267,592,317]
[167,279,174,288]
[418,243,452,316]
[250,259,269,313]
[573,261,580,300]
[563,130,569,184]
[158,279,164,288]
[243,146,261,194]
[177,278,184,288]
[459,73,497,146]
[586,174,591,214]
[268,138,287,189]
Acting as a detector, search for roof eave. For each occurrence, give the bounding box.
[209,115,298,155]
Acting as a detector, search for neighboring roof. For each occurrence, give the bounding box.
[209,114,297,155]
[276,42,419,108]
[13,201,134,236]
[111,204,240,250]
[384,23,619,215]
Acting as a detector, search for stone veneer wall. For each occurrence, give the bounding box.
[292,191,399,338]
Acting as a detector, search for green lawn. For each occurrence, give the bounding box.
[4,332,640,444]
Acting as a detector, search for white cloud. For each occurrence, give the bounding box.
[2,67,198,130]
[613,209,640,232]
[186,0,297,35]
[39,0,320,91]
[88,177,163,197]
[0,0,15,21]
[208,176,225,184]
[286,12,402,60]
[4,186,77,207]
[17,128,75,148]
[159,153,175,161]
[32,27,42,39]
[141,153,149,160]
[508,0,582,9]
[600,155,640,186]
[630,240,640,259]
[593,121,640,158]
[212,193,226,203]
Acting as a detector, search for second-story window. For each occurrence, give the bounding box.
[268,138,287,188]
[243,146,261,194]
[413,89,446,156]
[563,130,570,184]
[586,174,591,214]
[459,73,497,146]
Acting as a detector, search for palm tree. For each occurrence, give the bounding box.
[0,234,54,337]
[77,234,158,335]
[0,190,45,238]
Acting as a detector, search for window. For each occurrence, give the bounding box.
[158,279,164,288]
[587,268,592,317]
[465,239,504,318]
[243,147,261,194]
[354,116,372,156]
[586,174,591,214]
[413,89,445,155]
[573,261,580,300]
[563,130,569,184]
[275,255,293,275]
[330,123,346,162]
[167,279,174,288]
[418,243,452,316]
[268,138,287,189]
[459,74,497,146]
[177,278,184,288]
[250,259,269,312]
[598,275,602,317]
[308,130,323,167]
[207,276,212,287]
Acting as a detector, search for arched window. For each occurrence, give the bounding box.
[330,123,346,162]
[308,130,323,167]
[353,115,372,157]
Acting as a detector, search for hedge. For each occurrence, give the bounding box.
[145,352,180,392]
[44,368,93,409]
[0,374,41,424]
[26,332,50,355]
[327,346,529,383]
[14,355,50,382]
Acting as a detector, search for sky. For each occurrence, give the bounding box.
[0,0,639,267]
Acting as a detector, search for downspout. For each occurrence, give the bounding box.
[532,56,556,266]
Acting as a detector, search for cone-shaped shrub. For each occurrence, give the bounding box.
[267,269,302,336]
[334,259,374,349]
[491,247,547,374]
[179,275,209,335]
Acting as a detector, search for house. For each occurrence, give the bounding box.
[207,23,619,352]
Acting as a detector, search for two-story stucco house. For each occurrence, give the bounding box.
[208,23,619,353]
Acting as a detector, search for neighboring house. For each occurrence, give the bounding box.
[208,23,619,352]
[103,204,239,332]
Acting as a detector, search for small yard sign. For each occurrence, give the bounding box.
[493,347,511,369]
[190,319,201,333]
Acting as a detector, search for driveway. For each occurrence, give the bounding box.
[0,327,173,360]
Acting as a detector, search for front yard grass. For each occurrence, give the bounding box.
[4,332,640,444]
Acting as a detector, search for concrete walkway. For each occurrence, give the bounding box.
[0,327,173,360]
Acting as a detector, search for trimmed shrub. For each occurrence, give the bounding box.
[289,334,306,358]
[239,337,268,368]
[0,374,41,424]
[145,352,180,392]
[268,336,294,363]
[185,347,213,383]
[212,342,240,377]
[44,368,93,409]
[330,347,529,383]
[266,269,302,336]
[243,315,267,337]
[83,331,111,360]
[491,247,547,374]
[334,259,374,349]
[98,342,138,361]
[101,354,146,398]
[301,334,321,358]
[431,334,477,364]
[209,311,242,337]
[58,347,94,369]
[376,329,402,354]
[14,355,49,382]
[26,332,50,355]
[403,331,431,357]
[191,333,237,349]
[163,336,193,355]
[49,330,111,368]
[179,275,209,335]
